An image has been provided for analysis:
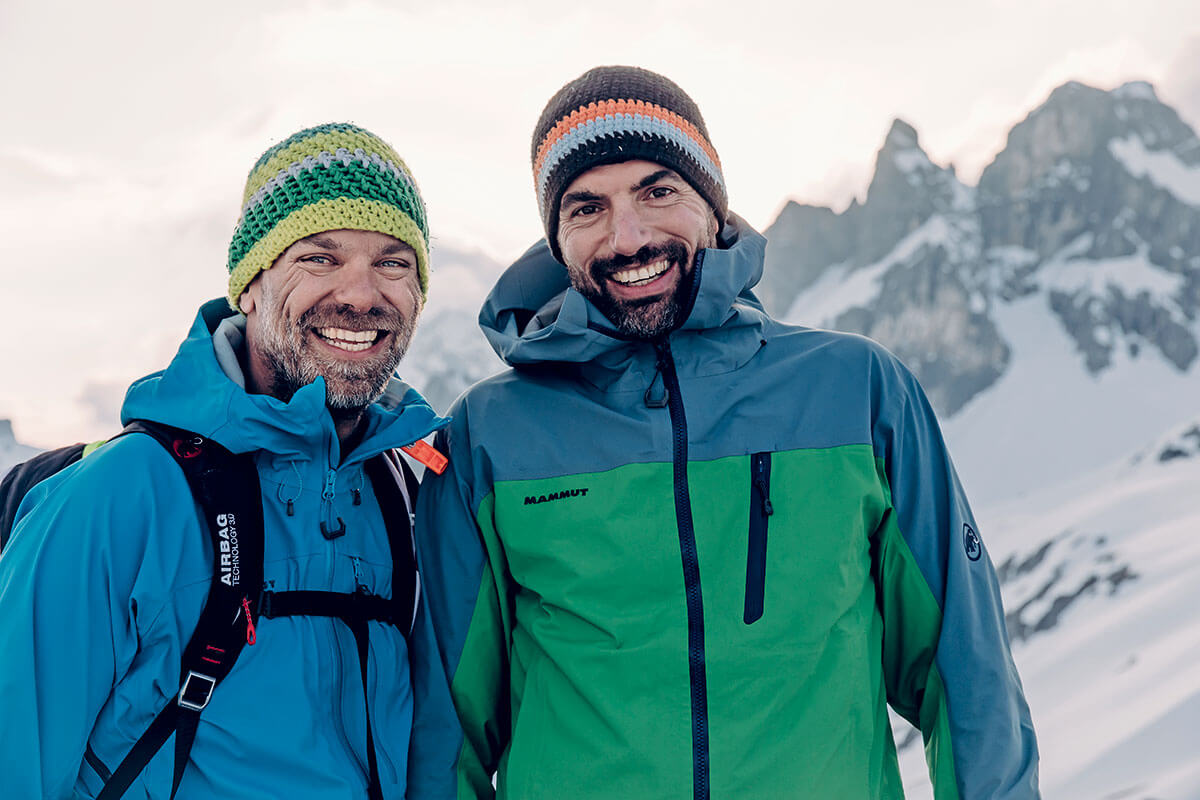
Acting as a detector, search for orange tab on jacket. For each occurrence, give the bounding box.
[401,439,448,475]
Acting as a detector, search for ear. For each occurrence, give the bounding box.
[238,292,255,314]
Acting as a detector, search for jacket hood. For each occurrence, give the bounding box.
[122,299,447,461]
[479,214,769,368]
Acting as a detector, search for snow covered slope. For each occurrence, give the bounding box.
[896,416,1200,799]
[942,281,1200,503]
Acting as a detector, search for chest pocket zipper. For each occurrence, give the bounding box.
[744,451,773,624]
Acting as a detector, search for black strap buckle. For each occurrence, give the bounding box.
[178,671,217,711]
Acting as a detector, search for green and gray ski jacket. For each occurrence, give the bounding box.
[413,217,1039,799]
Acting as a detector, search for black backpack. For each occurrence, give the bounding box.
[0,419,421,800]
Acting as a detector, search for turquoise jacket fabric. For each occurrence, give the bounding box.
[414,216,1040,799]
[0,299,447,799]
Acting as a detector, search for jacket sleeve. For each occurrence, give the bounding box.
[0,449,147,798]
[870,356,1040,799]
[412,414,512,800]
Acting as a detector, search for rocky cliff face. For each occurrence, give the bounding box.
[760,80,1200,418]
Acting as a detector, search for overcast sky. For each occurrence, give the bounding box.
[2,0,1198,446]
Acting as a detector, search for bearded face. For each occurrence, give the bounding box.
[556,161,718,340]
[241,229,422,412]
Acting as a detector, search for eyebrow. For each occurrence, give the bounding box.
[298,234,413,257]
[560,189,604,209]
[632,169,678,191]
[300,233,342,249]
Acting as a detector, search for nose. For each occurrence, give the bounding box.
[331,260,383,311]
[608,202,652,256]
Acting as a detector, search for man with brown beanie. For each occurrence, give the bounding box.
[0,123,449,799]
[414,67,1041,799]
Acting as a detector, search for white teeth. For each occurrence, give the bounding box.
[316,327,380,352]
[610,260,670,286]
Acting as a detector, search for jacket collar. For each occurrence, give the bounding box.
[480,214,769,372]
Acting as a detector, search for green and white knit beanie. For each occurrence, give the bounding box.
[226,123,429,309]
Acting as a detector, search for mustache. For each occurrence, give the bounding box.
[590,240,690,278]
[296,303,405,333]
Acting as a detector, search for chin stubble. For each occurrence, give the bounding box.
[255,299,417,409]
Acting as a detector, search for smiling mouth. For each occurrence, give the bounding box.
[314,326,384,352]
[608,259,671,287]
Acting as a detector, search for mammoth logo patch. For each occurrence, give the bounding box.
[963,523,982,562]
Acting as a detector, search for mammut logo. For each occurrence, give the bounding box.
[963,523,982,562]
[524,488,589,505]
[217,513,242,586]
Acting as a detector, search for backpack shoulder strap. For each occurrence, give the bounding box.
[363,449,420,638]
[98,421,264,800]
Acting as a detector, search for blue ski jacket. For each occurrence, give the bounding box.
[0,300,448,799]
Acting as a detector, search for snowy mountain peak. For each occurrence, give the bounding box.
[760,78,1200,433]
[865,117,966,209]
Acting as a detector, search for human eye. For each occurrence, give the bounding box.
[571,203,601,218]
[296,253,337,271]
[647,185,675,200]
[378,257,414,273]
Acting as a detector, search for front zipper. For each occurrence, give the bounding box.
[653,339,710,800]
[744,452,773,624]
[328,616,362,774]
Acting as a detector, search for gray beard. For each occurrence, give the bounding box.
[255,302,416,410]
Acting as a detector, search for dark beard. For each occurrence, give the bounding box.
[581,240,695,339]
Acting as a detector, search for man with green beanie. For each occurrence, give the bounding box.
[0,123,449,798]
[414,67,1040,798]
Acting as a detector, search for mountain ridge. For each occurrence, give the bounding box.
[760,78,1200,422]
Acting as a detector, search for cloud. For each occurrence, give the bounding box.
[77,380,128,435]
[1161,35,1200,133]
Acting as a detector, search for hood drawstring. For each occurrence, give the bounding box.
[277,459,302,517]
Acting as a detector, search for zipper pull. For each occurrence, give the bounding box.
[644,341,671,409]
[241,596,257,645]
[754,456,774,516]
[320,468,346,539]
